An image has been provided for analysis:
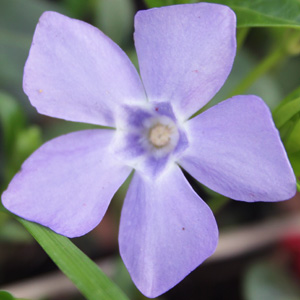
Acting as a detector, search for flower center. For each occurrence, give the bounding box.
[113,103,189,176]
[149,124,171,148]
[141,116,180,158]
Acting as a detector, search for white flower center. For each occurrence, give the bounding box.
[140,116,180,158]
[149,124,171,148]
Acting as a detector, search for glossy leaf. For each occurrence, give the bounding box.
[144,0,300,29]
[203,0,300,28]
[16,217,129,300]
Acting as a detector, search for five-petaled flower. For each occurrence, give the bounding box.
[2,3,296,298]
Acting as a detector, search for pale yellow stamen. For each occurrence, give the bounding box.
[149,124,171,148]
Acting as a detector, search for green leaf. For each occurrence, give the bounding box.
[0,291,27,300]
[144,0,197,7]
[145,0,300,29]
[283,86,300,104]
[285,117,300,153]
[273,86,300,115]
[289,151,300,177]
[202,0,300,29]
[16,217,129,300]
[0,291,15,300]
[273,97,300,128]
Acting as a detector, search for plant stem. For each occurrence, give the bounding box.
[229,29,300,98]
[228,45,285,97]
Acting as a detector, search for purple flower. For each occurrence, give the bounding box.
[2,3,296,298]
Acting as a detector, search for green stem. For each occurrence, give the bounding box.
[229,45,285,97]
[229,30,300,98]
[297,180,300,192]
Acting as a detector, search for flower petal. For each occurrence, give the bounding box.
[179,95,296,202]
[24,11,146,127]
[119,164,218,298]
[134,3,236,121]
[2,130,131,237]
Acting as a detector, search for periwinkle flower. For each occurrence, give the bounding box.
[2,3,296,298]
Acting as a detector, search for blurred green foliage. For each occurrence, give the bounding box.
[0,291,15,300]
[0,91,42,186]
[0,0,66,114]
[273,87,300,177]
[243,261,300,300]
[95,0,135,46]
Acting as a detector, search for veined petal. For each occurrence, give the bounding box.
[24,11,146,127]
[179,96,296,202]
[119,164,218,298]
[2,130,131,237]
[134,3,236,121]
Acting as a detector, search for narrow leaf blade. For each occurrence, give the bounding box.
[17,218,129,300]
[273,97,300,128]
[285,118,300,154]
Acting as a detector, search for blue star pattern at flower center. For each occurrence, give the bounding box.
[114,102,188,177]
